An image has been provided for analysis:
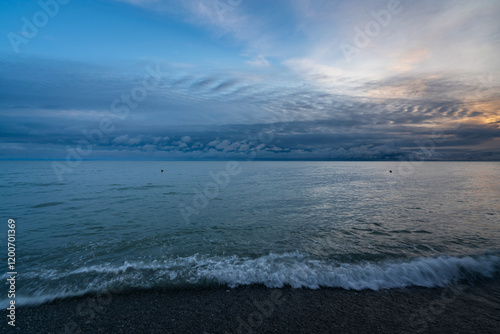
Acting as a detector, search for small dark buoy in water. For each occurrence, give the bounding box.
[161,170,163,173]
[389,170,392,173]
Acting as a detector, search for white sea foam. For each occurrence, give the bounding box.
[2,253,499,307]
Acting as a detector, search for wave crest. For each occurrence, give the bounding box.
[2,253,499,307]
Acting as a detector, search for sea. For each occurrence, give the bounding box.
[1,161,499,307]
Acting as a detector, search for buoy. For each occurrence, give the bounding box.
[161,170,163,172]
[389,170,392,173]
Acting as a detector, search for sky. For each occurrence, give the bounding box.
[0,0,499,161]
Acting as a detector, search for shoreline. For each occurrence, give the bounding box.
[2,280,499,333]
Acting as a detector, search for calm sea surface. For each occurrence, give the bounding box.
[1,161,499,306]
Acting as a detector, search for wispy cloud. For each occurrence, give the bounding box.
[1,0,498,160]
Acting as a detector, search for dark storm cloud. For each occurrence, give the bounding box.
[1,54,499,161]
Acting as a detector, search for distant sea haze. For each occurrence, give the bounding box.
[1,161,499,307]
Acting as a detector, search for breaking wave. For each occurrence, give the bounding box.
[2,252,499,307]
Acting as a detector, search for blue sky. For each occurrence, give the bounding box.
[1,0,499,161]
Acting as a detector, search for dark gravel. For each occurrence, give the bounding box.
[1,280,499,333]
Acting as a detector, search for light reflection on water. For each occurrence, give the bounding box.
[0,161,499,305]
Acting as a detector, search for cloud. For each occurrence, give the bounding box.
[113,135,129,144]
[2,0,499,161]
[390,48,430,73]
[113,135,143,145]
[246,55,270,67]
